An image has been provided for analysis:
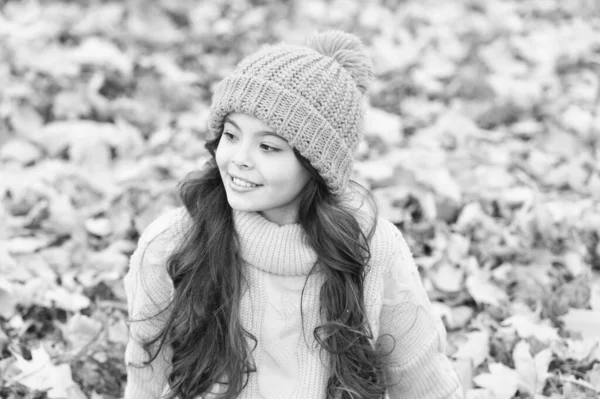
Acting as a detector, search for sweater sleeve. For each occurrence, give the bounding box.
[378,228,464,399]
[123,208,186,399]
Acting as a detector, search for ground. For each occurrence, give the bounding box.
[0,0,600,398]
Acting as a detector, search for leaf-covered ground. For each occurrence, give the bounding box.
[1,0,600,398]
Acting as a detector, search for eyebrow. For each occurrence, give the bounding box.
[224,117,286,140]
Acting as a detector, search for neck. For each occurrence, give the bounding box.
[233,209,317,276]
[258,210,298,226]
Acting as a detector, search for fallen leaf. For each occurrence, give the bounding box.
[431,261,465,294]
[473,362,518,399]
[561,375,599,399]
[107,317,129,345]
[562,309,600,339]
[354,159,395,188]
[60,314,103,354]
[454,330,490,369]
[6,235,53,255]
[453,357,474,392]
[364,106,403,145]
[552,338,600,362]
[10,345,81,398]
[0,139,43,165]
[513,340,552,396]
[466,271,509,308]
[561,105,593,135]
[7,102,44,137]
[446,233,471,264]
[371,33,420,74]
[85,217,113,237]
[69,37,133,75]
[465,388,496,399]
[0,244,18,270]
[591,275,600,311]
[415,168,462,203]
[437,305,474,330]
[0,279,18,319]
[45,286,91,312]
[587,363,600,391]
[502,313,560,343]
[71,3,124,35]
[562,251,587,277]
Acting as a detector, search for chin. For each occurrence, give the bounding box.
[229,203,259,213]
[225,195,261,213]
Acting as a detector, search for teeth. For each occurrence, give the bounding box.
[232,177,258,188]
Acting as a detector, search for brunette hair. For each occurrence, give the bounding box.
[135,131,389,398]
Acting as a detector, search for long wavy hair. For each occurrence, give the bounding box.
[136,129,390,398]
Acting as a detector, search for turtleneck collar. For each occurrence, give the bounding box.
[232,209,318,276]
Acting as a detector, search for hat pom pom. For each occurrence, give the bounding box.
[306,30,374,95]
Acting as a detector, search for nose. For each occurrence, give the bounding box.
[231,144,253,169]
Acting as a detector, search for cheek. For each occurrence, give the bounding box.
[215,142,228,170]
[267,163,310,192]
[292,170,311,193]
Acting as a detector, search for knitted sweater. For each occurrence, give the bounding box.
[123,207,463,399]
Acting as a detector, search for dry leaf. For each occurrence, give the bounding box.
[561,105,593,135]
[363,106,403,145]
[1,1,600,398]
[466,271,509,308]
[45,286,91,312]
[552,338,600,362]
[501,315,560,343]
[70,37,133,75]
[60,314,103,353]
[562,309,600,339]
[587,363,600,391]
[6,235,53,255]
[454,330,490,370]
[10,345,80,398]
[107,317,129,345]
[0,279,18,319]
[0,139,43,165]
[354,159,395,188]
[431,261,465,294]
[473,362,518,399]
[85,217,112,237]
[465,388,496,399]
[513,340,552,396]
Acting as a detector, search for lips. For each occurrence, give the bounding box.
[229,174,261,186]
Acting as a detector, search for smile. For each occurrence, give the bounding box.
[230,175,262,189]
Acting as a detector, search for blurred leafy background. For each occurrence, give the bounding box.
[1,0,600,398]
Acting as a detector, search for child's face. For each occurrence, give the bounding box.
[215,112,311,225]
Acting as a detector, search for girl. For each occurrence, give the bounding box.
[124,31,463,399]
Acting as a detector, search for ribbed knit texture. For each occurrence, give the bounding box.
[123,208,464,399]
[207,31,373,196]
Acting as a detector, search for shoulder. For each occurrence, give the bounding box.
[125,207,190,300]
[370,217,404,254]
[341,189,414,272]
[137,206,190,247]
[341,189,411,264]
[125,208,189,327]
[367,216,415,275]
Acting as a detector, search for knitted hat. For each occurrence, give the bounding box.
[207,30,374,196]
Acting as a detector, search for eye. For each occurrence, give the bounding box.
[260,143,280,153]
[223,131,236,140]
